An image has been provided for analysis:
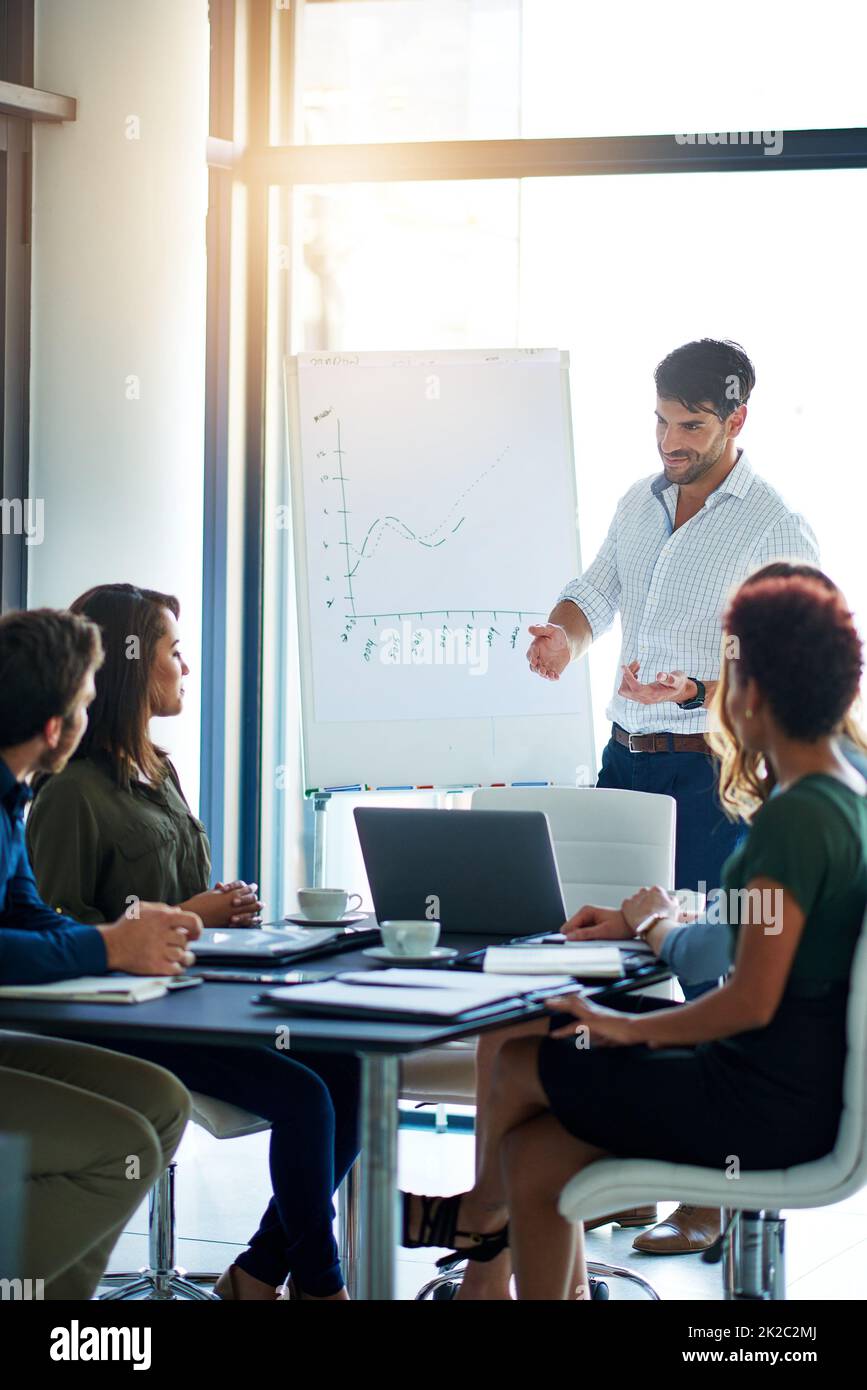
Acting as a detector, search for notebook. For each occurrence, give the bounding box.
[483,944,624,978]
[260,968,577,1023]
[0,975,174,1004]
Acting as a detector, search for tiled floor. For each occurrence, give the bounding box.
[98,1119,867,1300]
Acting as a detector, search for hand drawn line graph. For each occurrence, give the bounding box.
[345,446,502,567]
[317,413,545,626]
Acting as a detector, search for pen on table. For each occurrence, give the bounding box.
[197,970,302,984]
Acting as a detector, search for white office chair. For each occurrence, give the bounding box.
[558,908,867,1300]
[470,785,676,913]
[473,785,678,1012]
[402,785,675,1300]
[100,1093,270,1300]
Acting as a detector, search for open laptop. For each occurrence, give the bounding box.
[353,807,568,936]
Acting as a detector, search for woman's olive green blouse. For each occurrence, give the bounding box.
[25,754,211,926]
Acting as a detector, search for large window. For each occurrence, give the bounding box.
[519,167,867,749]
[292,180,520,350]
[291,164,867,771]
[297,0,521,144]
[520,0,867,137]
[295,0,867,143]
[206,0,867,907]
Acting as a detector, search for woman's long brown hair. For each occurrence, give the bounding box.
[66,584,181,790]
[708,562,867,821]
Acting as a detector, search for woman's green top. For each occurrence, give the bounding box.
[721,773,867,990]
[700,772,867,1151]
[25,753,211,925]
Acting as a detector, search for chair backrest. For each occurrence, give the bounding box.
[829,906,867,1176]
[469,786,676,915]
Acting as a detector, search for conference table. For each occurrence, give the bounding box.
[0,928,670,1300]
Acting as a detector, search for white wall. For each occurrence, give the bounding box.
[29,0,209,808]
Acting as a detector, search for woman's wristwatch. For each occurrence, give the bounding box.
[632,910,668,942]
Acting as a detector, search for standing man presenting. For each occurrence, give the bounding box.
[527,339,819,1253]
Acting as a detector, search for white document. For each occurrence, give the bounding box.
[267,968,575,1019]
[339,968,573,995]
[0,975,169,1003]
[484,946,623,978]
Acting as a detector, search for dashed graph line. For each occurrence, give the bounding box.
[345,445,510,563]
[352,608,545,621]
[318,412,514,631]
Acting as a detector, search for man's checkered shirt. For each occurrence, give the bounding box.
[559,452,819,734]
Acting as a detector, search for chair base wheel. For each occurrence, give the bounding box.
[586,1259,660,1300]
[414,1260,656,1301]
[431,1279,462,1300]
[99,1268,220,1301]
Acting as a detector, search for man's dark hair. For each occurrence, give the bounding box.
[655,339,755,420]
[0,609,104,747]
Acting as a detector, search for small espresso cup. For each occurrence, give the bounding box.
[296,888,363,921]
[379,919,441,958]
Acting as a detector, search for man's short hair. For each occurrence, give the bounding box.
[0,609,104,747]
[655,339,755,420]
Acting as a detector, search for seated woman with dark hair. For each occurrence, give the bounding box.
[28,586,263,932]
[27,583,359,1302]
[402,573,867,1299]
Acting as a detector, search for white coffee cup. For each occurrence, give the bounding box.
[379,919,441,958]
[297,888,363,922]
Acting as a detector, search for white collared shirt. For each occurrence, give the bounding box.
[559,453,819,734]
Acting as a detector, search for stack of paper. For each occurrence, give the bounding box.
[484,945,623,978]
[264,967,576,1021]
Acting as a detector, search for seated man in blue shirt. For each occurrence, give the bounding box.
[0,607,201,1298]
[0,610,202,983]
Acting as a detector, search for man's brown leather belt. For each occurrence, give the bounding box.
[613,723,709,754]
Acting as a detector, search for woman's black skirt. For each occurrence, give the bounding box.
[537,994,847,1172]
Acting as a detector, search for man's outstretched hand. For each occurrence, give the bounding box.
[526,623,571,681]
[618,660,693,705]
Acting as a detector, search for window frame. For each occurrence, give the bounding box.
[1,0,77,615]
[1,1,31,613]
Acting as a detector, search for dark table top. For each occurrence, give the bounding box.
[0,929,671,1057]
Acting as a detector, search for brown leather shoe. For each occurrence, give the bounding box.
[632,1204,721,1254]
[583,1204,657,1232]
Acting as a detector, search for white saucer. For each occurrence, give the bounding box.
[280,912,368,930]
[362,946,459,965]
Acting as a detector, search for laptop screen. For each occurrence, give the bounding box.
[354,807,567,936]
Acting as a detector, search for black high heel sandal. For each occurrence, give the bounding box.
[402,1192,509,1265]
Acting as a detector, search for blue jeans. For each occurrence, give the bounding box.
[596,729,746,997]
[87,1037,360,1296]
